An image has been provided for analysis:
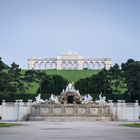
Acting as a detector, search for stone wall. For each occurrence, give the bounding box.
[0,100,32,121]
[108,100,140,121]
[0,100,140,121]
[30,104,110,117]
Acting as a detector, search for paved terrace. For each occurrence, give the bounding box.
[0,121,140,140]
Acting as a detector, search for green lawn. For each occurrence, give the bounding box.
[22,70,127,94]
[23,70,99,94]
[22,69,99,83]
[46,70,99,82]
[28,82,39,94]
[0,123,20,127]
[123,123,140,128]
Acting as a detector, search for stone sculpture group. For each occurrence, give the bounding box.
[33,83,106,105]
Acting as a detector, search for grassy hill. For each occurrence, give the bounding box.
[46,70,99,82]
[23,70,99,94]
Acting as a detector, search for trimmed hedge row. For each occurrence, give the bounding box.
[0,93,139,103]
[0,93,50,103]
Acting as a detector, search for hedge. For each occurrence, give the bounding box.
[0,93,50,103]
[0,93,139,103]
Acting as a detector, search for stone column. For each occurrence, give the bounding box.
[27,100,33,114]
[50,62,52,69]
[66,62,68,70]
[15,100,20,121]
[18,99,24,121]
[122,100,126,120]
[72,61,75,70]
[28,60,35,70]
[78,60,84,70]
[38,63,41,70]
[108,100,113,114]
[134,100,139,121]
[1,100,6,120]
[104,60,112,70]
[117,100,122,120]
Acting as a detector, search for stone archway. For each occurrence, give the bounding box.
[83,62,88,70]
[67,61,73,70]
[89,62,94,70]
[51,62,57,69]
[34,62,40,69]
[67,95,74,104]
[73,61,78,70]
[100,62,105,69]
[40,62,45,69]
[45,62,51,69]
[94,62,100,70]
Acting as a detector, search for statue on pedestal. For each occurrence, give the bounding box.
[82,94,93,104]
[95,92,106,104]
[33,93,46,104]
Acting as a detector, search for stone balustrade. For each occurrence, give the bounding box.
[0,100,139,121]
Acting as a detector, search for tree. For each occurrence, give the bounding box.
[0,72,11,92]
[51,75,69,95]
[0,57,5,72]
[8,62,25,93]
[38,75,68,95]
[24,70,37,94]
[0,58,11,93]
[75,69,113,95]
[121,59,135,71]
[121,59,140,101]
[34,70,47,94]
[124,61,140,95]
[94,69,112,94]
[75,77,90,95]
[109,64,126,93]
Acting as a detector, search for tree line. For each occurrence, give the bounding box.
[75,59,140,100]
[0,57,68,95]
[0,57,140,99]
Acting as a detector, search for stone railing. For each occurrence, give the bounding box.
[0,100,140,121]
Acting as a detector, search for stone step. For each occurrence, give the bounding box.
[28,115,112,121]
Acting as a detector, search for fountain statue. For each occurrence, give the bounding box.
[49,94,60,104]
[65,82,75,92]
[95,92,106,104]
[33,83,97,105]
[59,83,83,104]
[82,94,93,104]
[33,93,46,104]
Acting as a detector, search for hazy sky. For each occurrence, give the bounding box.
[0,0,140,69]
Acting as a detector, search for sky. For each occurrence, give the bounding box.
[0,0,140,69]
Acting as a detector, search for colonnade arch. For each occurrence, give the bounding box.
[29,60,109,70]
[28,52,112,70]
[83,62,88,69]
[100,62,105,69]
[51,62,57,70]
[61,60,79,70]
[83,61,105,70]
[32,61,57,70]
[34,62,40,70]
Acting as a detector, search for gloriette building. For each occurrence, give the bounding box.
[27,51,112,70]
